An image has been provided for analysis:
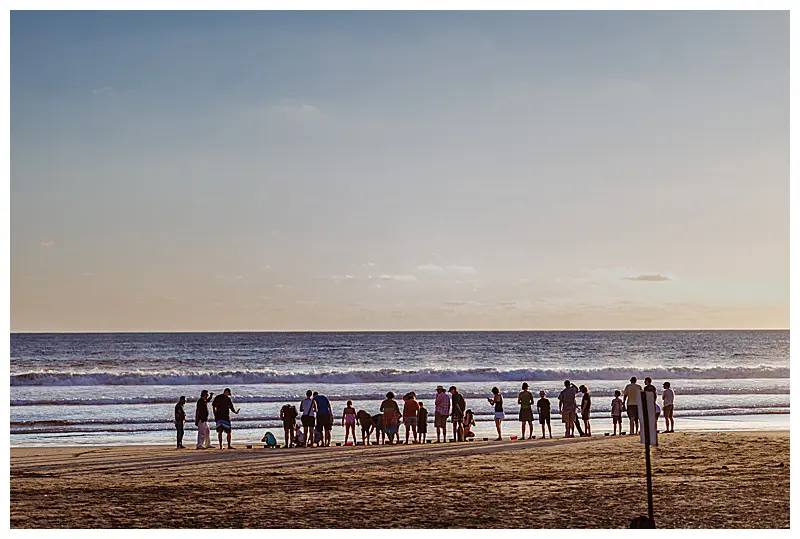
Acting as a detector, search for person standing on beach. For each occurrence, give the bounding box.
[662,382,675,433]
[558,380,578,438]
[174,396,187,449]
[623,377,643,435]
[644,377,656,394]
[280,403,299,448]
[380,392,401,444]
[488,387,504,441]
[195,390,214,449]
[212,388,240,449]
[579,385,592,437]
[402,392,420,444]
[434,385,450,443]
[417,401,428,443]
[342,400,357,445]
[449,386,466,442]
[313,391,333,447]
[537,390,552,439]
[518,382,535,440]
[299,390,317,447]
[611,390,624,436]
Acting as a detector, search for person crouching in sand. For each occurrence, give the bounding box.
[417,402,428,443]
[611,390,624,435]
[357,410,374,445]
[342,400,357,445]
[537,390,552,439]
[212,388,240,449]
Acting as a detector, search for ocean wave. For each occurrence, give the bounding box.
[9,385,790,407]
[9,408,792,435]
[9,365,790,387]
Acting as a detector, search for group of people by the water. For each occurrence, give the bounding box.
[173,378,676,449]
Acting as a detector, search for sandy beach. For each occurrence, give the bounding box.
[10,430,788,529]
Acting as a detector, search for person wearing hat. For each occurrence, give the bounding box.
[174,395,187,449]
[449,386,466,442]
[434,385,450,443]
[195,389,214,449]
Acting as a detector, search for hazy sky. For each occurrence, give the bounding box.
[10,11,788,331]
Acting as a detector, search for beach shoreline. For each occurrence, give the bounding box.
[11,430,789,528]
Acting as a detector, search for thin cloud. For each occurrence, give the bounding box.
[417,264,445,273]
[260,265,272,271]
[91,86,114,95]
[38,240,55,248]
[392,274,418,282]
[446,265,478,275]
[623,274,671,282]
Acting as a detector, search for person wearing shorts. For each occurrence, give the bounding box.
[518,382,535,440]
[611,390,624,435]
[623,377,643,435]
[434,385,450,443]
[313,391,334,447]
[449,386,466,442]
[212,388,240,449]
[380,392,401,444]
[280,403,299,448]
[342,400,357,445]
[299,390,317,447]
[558,380,578,438]
[662,381,675,433]
[537,391,552,439]
[487,386,504,441]
[402,392,420,444]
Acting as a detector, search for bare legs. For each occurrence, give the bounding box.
[494,418,502,440]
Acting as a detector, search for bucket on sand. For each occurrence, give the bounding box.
[246,444,253,449]
[345,442,353,446]
[510,436,518,440]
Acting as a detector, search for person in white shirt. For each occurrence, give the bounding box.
[662,381,675,433]
[623,376,643,435]
[299,390,317,447]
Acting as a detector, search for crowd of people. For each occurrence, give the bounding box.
[173,378,677,449]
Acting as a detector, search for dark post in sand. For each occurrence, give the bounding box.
[639,389,658,527]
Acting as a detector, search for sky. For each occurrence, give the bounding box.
[10,11,789,331]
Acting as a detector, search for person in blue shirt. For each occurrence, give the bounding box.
[313,391,333,447]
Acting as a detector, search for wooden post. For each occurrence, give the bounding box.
[641,390,654,523]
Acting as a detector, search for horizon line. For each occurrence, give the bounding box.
[10,328,789,335]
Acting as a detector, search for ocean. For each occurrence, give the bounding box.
[10,330,789,447]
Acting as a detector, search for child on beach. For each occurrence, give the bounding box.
[342,400,357,445]
[417,402,428,443]
[357,410,374,445]
[294,425,304,446]
[611,390,624,436]
[537,391,552,439]
[261,431,278,448]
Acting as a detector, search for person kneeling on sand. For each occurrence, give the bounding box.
[463,409,476,439]
[212,388,240,449]
[294,424,304,447]
[261,431,278,448]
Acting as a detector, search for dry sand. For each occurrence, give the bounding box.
[10,431,789,529]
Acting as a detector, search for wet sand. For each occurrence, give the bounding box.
[10,431,789,528]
